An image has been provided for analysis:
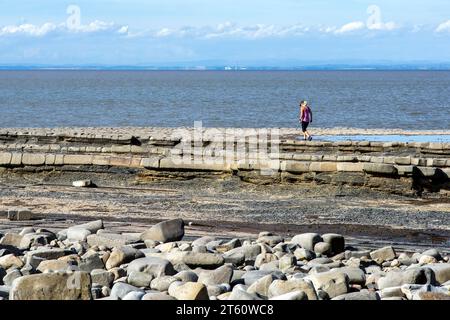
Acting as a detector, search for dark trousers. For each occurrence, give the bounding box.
[301,121,310,132]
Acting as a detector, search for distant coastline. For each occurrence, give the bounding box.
[1,64,450,71]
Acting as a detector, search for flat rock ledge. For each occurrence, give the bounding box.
[0,127,449,198]
[1,218,449,301]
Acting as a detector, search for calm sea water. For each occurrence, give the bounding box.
[0,70,449,129]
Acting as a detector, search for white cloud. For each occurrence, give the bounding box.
[0,21,127,37]
[117,25,129,35]
[71,20,115,33]
[367,22,398,31]
[335,21,365,34]
[152,23,311,40]
[156,28,174,37]
[0,23,57,37]
[0,19,408,40]
[436,20,450,32]
[334,20,398,34]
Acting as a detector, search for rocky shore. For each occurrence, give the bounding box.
[1,218,449,300]
[1,126,449,198]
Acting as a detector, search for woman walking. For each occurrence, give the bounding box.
[299,100,313,141]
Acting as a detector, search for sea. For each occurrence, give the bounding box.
[0,70,449,130]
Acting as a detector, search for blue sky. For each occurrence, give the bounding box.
[0,0,450,65]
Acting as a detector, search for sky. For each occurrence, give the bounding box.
[0,0,450,66]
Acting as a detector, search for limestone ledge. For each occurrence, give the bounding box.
[0,151,449,180]
[0,127,449,181]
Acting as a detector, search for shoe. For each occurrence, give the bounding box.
[308,136,313,141]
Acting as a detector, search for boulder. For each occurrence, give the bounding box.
[290,233,323,251]
[269,290,307,300]
[207,284,229,297]
[255,253,278,268]
[0,233,23,247]
[126,257,176,278]
[398,253,417,266]
[7,209,33,221]
[322,234,345,255]
[345,250,371,260]
[0,254,24,269]
[332,290,380,300]
[67,228,92,242]
[37,260,71,273]
[242,270,286,286]
[247,274,274,298]
[308,257,336,266]
[19,227,36,236]
[110,282,144,300]
[72,180,93,188]
[144,239,158,248]
[168,281,209,300]
[192,236,217,247]
[307,270,349,299]
[377,268,434,290]
[294,248,316,261]
[379,286,405,299]
[401,284,449,300]
[415,291,450,300]
[90,269,114,288]
[0,285,9,299]
[105,246,144,269]
[10,271,92,300]
[72,220,103,233]
[19,232,55,249]
[198,265,233,286]
[424,264,450,285]
[228,286,263,300]
[140,219,185,243]
[419,255,437,265]
[175,270,198,283]
[87,233,138,249]
[257,235,283,247]
[279,254,296,271]
[216,239,241,253]
[142,292,176,300]
[421,249,442,261]
[105,267,124,281]
[3,269,22,287]
[127,271,153,288]
[268,279,317,300]
[204,240,224,252]
[150,275,178,291]
[122,291,145,300]
[370,246,396,263]
[162,252,224,269]
[336,267,366,285]
[223,244,261,265]
[259,260,280,272]
[79,252,105,272]
[314,242,332,256]
[25,248,68,262]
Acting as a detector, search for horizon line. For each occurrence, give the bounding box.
[1,64,450,71]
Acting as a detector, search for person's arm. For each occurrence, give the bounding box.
[310,109,313,123]
[300,107,304,122]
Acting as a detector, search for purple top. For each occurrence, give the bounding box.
[301,106,312,123]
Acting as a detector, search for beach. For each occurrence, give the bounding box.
[1,126,449,301]
[1,126,449,248]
